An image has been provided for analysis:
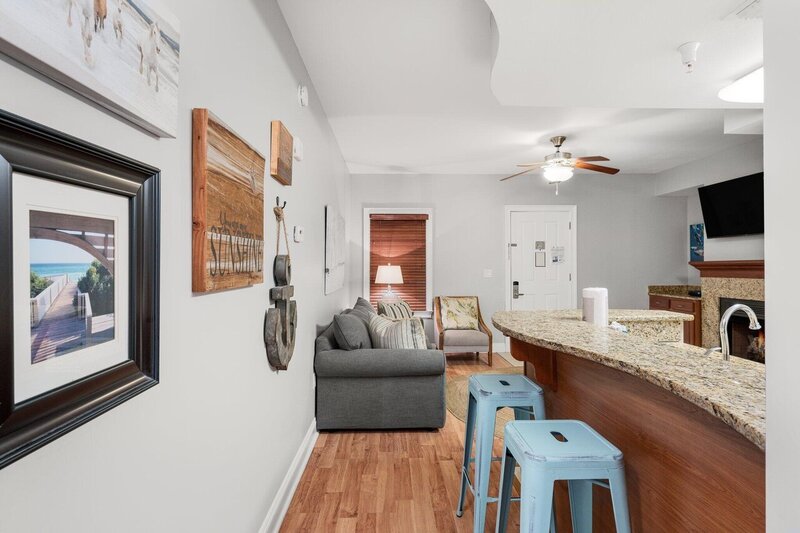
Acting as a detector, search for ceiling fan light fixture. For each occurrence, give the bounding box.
[543,165,574,183]
[718,67,764,104]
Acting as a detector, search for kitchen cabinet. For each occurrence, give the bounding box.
[649,294,702,346]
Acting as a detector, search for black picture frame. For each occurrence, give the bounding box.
[0,109,160,469]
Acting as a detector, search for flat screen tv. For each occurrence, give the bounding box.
[698,172,764,238]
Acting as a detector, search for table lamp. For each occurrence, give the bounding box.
[375,264,403,299]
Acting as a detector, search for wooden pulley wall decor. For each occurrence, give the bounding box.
[274,254,291,286]
[264,197,298,370]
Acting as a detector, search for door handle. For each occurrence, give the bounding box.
[513,281,525,299]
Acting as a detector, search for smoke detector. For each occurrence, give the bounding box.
[678,42,701,74]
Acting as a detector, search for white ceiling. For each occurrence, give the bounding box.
[277,0,762,176]
[487,0,764,108]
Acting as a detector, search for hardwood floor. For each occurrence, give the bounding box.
[280,354,522,532]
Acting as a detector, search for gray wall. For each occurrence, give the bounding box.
[0,1,350,532]
[652,138,763,285]
[349,173,688,338]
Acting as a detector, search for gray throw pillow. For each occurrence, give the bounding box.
[333,313,373,350]
[349,297,377,325]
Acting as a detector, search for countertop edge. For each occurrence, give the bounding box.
[492,317,765,451]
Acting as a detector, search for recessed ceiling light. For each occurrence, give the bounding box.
[718,67,764,104]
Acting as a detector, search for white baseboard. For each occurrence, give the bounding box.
[259,418,318,533]
[492,342,507,353]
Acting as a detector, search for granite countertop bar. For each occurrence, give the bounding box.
[492,310,766,450]
[648,284,702,300]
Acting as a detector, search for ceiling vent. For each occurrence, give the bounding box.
[724,0,762,20]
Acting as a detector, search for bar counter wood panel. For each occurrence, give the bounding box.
[510,338,765,532]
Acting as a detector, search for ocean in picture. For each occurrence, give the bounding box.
[31,263,91,282]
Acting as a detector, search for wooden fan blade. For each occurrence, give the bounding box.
[516,161,546,168]
[574,161,620,175]
[575,156,609,162]
[500,168,537,181]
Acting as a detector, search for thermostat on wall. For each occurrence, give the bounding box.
[293,137,304,161]
[298,84,309,107]
[293,225,305,243]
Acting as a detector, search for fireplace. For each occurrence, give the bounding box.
[719,297,765,363]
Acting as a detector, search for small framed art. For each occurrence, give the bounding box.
[690,223,704,262]
[0,110,160,469]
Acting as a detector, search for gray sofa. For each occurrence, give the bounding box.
[314,301,446,430]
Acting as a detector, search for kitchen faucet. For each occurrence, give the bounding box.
[710,304,762,361]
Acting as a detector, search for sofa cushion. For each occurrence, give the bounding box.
[315,348,445,378]
[440,297,479,330]
[350,297,377,324]
[443,328,489,347]
[369,314,427,350]
[378,300,413,319]
[333,313,373,350]
[316,323,339,353]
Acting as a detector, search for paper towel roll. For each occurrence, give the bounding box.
[582,287,609,327]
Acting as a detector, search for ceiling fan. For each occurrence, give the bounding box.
[500,136,619,194]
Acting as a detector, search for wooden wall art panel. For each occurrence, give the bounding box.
[270,120,293,186]
[192,108,265,293]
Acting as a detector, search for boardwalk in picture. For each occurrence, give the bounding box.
[31,281,82,363]
[30,282,114,364]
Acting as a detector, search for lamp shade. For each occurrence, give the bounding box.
[375,264,403,284]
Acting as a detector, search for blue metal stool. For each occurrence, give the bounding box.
[456,374,546,532]
[496,420,631,533]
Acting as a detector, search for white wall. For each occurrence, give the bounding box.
[0,1,350,532]
[653,139,763,196]
[764,1,800,529]
[349,173,688,337]
[653,138,764,284]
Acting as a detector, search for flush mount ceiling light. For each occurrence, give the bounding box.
[718,67,764,104]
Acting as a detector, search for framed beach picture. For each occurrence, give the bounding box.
[0,109,160,469]
[0,0,180,137]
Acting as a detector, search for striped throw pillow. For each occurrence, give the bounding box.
[377,300,413,319]
[368,314,427,350]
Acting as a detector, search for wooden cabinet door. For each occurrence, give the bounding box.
[649,295,702,346]
[670,297,701,346]
[649,295,669,310]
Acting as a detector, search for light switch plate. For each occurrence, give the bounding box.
[293,225,305,243]
[293,137,304,161]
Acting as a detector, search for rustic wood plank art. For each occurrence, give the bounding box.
[270,120,293,186]
[192,109,265,293]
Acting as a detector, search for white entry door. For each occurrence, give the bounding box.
[507,207,576,311]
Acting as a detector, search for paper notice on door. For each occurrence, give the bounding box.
[551,246,565,264]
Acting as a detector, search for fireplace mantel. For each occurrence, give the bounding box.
[689,260,764,279]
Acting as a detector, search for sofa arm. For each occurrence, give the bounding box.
[315,349,445,378]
